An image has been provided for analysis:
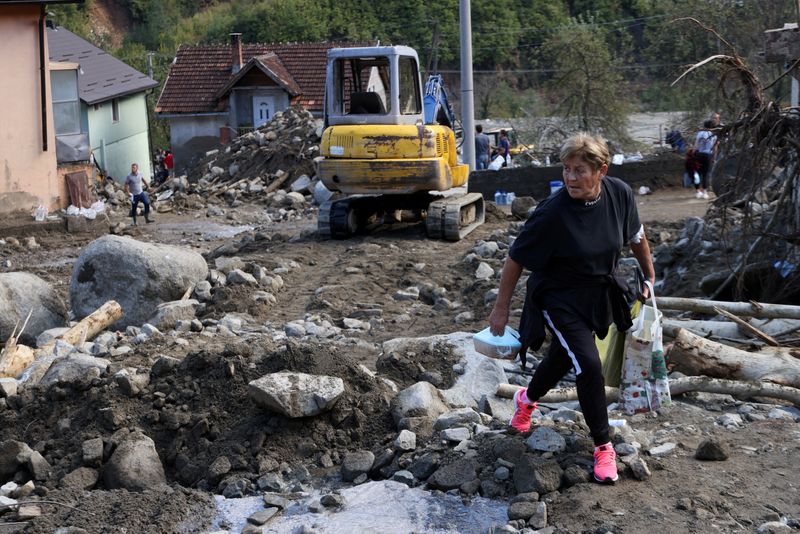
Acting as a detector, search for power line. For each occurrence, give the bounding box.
[436,62,688,74]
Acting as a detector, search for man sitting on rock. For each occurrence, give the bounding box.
[124,163,153,225]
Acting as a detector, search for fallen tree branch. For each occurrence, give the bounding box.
[496,376,800,406]
[667,327,800,388]
[657,296,800,319]
[713,306,780,346]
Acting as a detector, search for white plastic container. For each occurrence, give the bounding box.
[473,326,522,360]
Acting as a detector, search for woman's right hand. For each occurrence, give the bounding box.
[489,305,509,336]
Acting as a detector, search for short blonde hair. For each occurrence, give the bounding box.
[559,133,610,171]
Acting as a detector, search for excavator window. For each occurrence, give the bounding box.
[330,57,391,116]
[398,56,421,115]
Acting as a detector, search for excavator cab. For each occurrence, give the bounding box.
[325,46,422,127]
[317,46,484,240]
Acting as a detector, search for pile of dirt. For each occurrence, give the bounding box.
[376,341,460,390]
[0,339,398,497]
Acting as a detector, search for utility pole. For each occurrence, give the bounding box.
[460,0,476,171]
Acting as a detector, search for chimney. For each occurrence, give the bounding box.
[231,33,243,74]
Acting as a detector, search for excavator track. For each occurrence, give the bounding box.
[425,192,485,241]
[319,192,484,241]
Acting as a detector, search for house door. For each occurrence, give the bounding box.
[253,96,275,128]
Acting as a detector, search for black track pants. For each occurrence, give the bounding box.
[525,307,610,446]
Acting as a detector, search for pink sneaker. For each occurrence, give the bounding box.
[510,389,537,432]
[593,443,619,483]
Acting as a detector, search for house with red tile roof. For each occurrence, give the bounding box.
[156,34,364,174]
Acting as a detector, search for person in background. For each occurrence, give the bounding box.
[475,125,491,170]
[164,149,175,179]
[693,119,717,199]
[124,163,154,225]
[499,129,511,167]
[488,132,655,484]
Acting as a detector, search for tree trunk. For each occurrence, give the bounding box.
[656,296,800,319]
[496,376,800,406]
[668,327,800,388]
[0,301,122,379]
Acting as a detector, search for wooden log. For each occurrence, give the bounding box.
[495,384,619,404]
[39,301,123,351]
[656,296,800,319]
[496,376,800,406]
[0,344,35,378]
[668,375,800,405]
[713,306,780,346]
[668,327,800,388]
[264,171,292,194]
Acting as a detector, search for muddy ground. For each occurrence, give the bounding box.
[4,186,798,533]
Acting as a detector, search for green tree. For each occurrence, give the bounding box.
[537,20,631,142]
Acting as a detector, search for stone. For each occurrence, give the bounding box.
[513,456,563,494]
[39,355,111,389]
[82,438,103,467]
[0,378,17,398]
[214,256,245,273]
[249,372,344,418]
[61,467,99,490]
[148,300,201,330]
[320,493,346,508]
[648,442,676,457]
[717,413,743,427]
[393,287,420,301]
[768,407,800,421]
[410,452,439,480]
[35,327,70,348]
[394,430,417,452]
[561,464,590,487]
[494,466,510,481]
[390,381,449,425]
[695,439,729,461]
[285,323,306,338]
[427,458,478,490]
[454,311,474,324]
[434,408,482,431]
[256,473,286,493]
[194,281,213,301]
[526,428,566,453]
[227,269,259,285]
[0,272,68,346]
[474,241,499,257]
[262,494,289,509]
[341,450,375,482]
[511,196,537,219]
[103,431,167,491]
[441,427,471,443]
[248,507,279,525]
[207,456,232,486]
[28,450,51,480]
[115,369,150,396]
[508,501,539,520]
[16,504,42,521]
[475,262,494,280]
[527,501,548,529]
[70,236,209,329]
[0,441,33,482]
[151,356,180,377]
[619,454,651,480]
[392,470,415,486]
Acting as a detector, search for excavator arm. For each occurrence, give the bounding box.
[423,74,456,130]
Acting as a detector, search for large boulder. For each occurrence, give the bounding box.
[248,372,345,418]
[390,381,449,425]
[103,431,166,491]
[0,273,68,345]
[70,236,208,329]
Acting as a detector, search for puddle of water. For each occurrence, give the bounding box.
[212,480,508,533]
[154,221,255,240]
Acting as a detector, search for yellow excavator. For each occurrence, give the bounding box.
[317,46,485,240]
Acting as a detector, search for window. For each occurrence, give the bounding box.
[51,69,80,135]
[330,57,390,115]
[112,98,119,122]
[398,56,421,115]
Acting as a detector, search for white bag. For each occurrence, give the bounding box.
[488,155,505,171]
[620,281,671,414]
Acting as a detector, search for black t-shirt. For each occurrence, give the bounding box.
[509,176,641,336]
